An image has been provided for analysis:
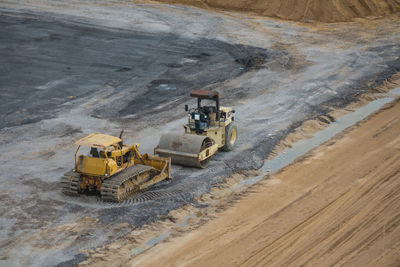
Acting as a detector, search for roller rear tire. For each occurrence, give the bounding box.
[222,123,237,152]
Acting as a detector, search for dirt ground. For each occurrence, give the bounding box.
[127,98,400,267]
[157,0,400,22]
[0,0,400,266]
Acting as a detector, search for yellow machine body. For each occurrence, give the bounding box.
[62,133,171,202]
[184,106,234,148]
[155,90,238,168]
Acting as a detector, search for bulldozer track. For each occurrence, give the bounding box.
[61,166,176,204]
[101,164,155,202]
[61,171,81,196]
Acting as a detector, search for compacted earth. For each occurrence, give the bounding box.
[128,98,400,267]
[0,0,399,265]
[159,0,400,22]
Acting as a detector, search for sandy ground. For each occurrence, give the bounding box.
[1,0,400,265]
[128,98,400,266]
[158,0,400,22]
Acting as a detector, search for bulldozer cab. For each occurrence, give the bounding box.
[73,133,133,176]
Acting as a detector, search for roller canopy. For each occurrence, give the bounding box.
[190,90,220,100]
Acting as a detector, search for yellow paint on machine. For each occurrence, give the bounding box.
[62,133,172,202]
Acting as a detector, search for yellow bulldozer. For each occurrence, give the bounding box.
[62,132,171,202]
[155,89,237,168]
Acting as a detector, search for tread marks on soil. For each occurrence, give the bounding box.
[240,153,400,266]
[97,189,187,207]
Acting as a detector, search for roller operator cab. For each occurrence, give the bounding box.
[155,90,238,168]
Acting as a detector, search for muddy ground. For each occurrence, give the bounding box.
[0,11,273,129]
[0,0,400,266]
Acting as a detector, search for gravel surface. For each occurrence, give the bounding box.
[0,1,399,265]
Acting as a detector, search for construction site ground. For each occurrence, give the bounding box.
[0,0,399,266]
[126,97,400,267]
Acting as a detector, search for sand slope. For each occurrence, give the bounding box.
[129,99,400,266]
[160,0,400,22]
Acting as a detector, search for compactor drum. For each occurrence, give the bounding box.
[155,90,237,168]
[62,133,171,202]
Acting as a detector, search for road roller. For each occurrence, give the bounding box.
[154,90,237,168]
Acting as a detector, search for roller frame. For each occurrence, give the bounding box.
[155,143,218,161]
[155,133,218,168]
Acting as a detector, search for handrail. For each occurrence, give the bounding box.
[74,145,80,171]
